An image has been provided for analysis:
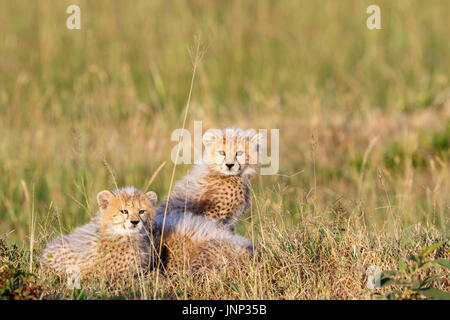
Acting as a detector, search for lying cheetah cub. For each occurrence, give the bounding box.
[154,212,252,273]
[157,127,263,231]
[40,187,157,280]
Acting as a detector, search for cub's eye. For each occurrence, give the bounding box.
[218,150,225,156]
[120,209,128,215]
[138,210,146,215]
[236,151,244,156]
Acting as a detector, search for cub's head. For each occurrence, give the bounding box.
[96,187,157,235]
[202,127,264,176]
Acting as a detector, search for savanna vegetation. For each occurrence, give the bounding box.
[0,0,449,299]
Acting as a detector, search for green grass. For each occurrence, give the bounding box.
[0,0,449,299]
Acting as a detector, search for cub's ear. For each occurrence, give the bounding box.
[97,190,113,210]
[250,131,264,152]
[145,191,158,206]
[203,129,222,146]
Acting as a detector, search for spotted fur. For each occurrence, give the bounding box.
[154,212,252,273]
[157,127,263,231]
[39,187,158,280]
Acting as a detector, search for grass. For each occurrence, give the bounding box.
[0,0,449,299]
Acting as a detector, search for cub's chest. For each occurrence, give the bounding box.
[98,236,151,269]
[197,176,249,220]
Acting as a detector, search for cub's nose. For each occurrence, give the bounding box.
[226,163,235,169]
[130,220,140,225]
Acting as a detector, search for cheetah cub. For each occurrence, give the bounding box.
[157,127,264,231]
[40,187,157,280]
[154,212,253,273]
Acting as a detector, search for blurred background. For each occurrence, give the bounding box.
[0,0,449,244]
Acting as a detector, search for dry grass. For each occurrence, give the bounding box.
[0,0,449,299]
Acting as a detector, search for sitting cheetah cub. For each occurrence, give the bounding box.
[157,127,263,231]
[40,187,157,280]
